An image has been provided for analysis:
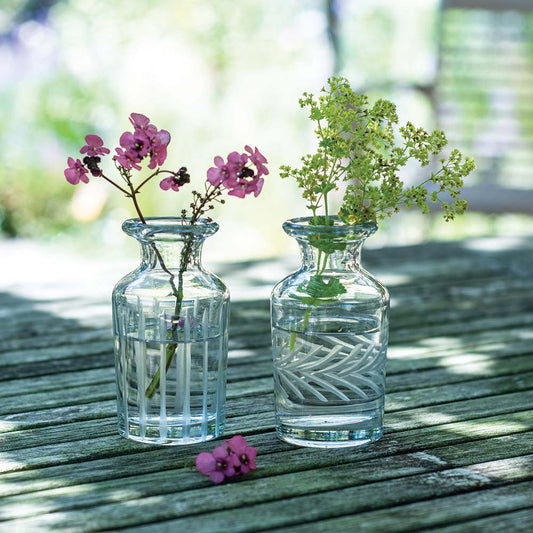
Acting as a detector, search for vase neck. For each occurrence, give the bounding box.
[139,238,205,271]
[122,217,218,271]
[297,236,368,271]
[283,216,376,272]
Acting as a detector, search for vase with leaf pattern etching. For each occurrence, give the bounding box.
[271,217,389,447]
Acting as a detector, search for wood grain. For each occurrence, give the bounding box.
[1,237,532,532]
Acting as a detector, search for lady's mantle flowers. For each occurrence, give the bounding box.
[195,435,257,484]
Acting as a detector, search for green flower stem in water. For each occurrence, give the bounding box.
[288,247,331,350]
[288,305,313,351]
[144,236,192,399]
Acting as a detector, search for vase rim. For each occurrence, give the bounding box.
[283,216,377,238]
[122,217,219,240]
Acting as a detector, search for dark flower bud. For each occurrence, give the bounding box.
[82,155,102,177]
[238,166,254,179]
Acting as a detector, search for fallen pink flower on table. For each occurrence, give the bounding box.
[195,435,257,483]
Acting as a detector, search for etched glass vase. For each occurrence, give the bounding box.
[271,217,389,447]
[112,217,229,445]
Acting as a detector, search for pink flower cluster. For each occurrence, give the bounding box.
[195,435,257,484]
[115,113,171,171]
[63,113,268,210]
[207,146,268,198]
[65,134,110,184]
[64,113,171,186]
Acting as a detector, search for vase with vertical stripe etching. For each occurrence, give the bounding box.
[112,217,229,445]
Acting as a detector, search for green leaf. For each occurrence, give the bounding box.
[307,230,346,254]
[297,275,347,300]
[308,216,345,252]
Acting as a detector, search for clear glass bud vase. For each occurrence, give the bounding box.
[112,217,229,445]
[271,217,389,447]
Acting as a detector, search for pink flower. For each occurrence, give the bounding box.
[244,145,269,178]
[132,132,151,158]
[154,128,171,147]
[195,434,258,484]
[207,156,232,187]
[195,445,239,484]
[80,135,110,157]
[227,435,257,475]
[159,167,190,192]
[228,176,264,198]
[159,176,180,191]
[114,131,144,170]
[227,151,248,181]
[114,114,171,171]
[114,147,142,171]
[147,130,170,169]
[129,112,151,130]
[206,148,268,199]
[148,139,169,169]
[64,157,89,185]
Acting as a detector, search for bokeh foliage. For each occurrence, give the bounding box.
[2,0,532,256]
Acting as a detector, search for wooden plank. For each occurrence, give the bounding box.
[0,368,115,398]
[0,238,532,531]
[0,429,531,522]
[2,349,531,418]
[390,313,533,344]
[2,323,531,397]
[1,408,530,478]
[1,428,530,501]
[418,508,533,533]
[272,482,533,533]
[0,354,113,380]
[0,327,111,353]
[3,456,530,532]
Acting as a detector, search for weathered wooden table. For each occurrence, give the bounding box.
[1,236,532,532]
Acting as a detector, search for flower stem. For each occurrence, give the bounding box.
[122,177,188,399]
[99,173,130,196]
[144,183,223,398]
[288,247,331,350]
[144,236,190,399]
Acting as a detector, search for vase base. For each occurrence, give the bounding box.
[118,415,224,446]
[276,415,383,448]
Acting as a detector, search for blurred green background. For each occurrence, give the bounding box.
[2,0,533,261]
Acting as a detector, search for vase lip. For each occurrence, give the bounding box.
[283,216,377,238]
[122,217,219,240]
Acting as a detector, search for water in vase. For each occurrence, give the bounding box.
[272,321,387,447]
[114,331,227,445]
